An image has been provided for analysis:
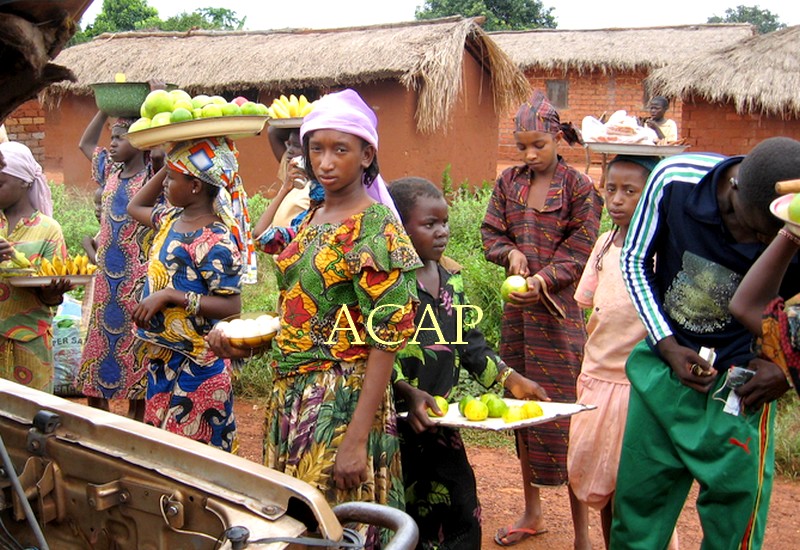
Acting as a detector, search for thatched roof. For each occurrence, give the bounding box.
[648,25,800,117]
[490,24,754,73]
[43,16,530,133]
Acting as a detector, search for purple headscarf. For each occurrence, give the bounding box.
[0,142,52,216]
[300,89,400,221]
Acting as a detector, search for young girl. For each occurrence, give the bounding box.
[566,156,680,550]
[128,136,243,452]
[0,141,70,392]
[389,177,548,550]
[76,111,158,420]
[209,89,418,548]
[481,91,602,546]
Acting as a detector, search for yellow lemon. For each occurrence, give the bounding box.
[427,395,449,418]
[459,395,476,416]
[464,400,489,421]
[502,405,526,424]
[521,401,544,419]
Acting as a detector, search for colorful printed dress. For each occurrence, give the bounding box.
[136,206,242,452]
[78,148,152,400]
[393,264,506,550]
[0,211,67,392]
[481,158,602,486]
[257,203,420,548]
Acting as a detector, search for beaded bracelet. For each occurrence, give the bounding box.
[778,228,800,248]
[184,291,201,315]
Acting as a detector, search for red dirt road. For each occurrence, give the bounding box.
[233,399,800,549]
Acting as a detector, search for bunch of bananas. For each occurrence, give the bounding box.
[38,254,98,277]
[267,94,316,119]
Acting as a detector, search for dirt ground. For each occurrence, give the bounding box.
[227,399,800,549]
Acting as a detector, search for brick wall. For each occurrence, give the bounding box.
[498,68,683,171]
[680,97,800,155]
[3,100,47,162]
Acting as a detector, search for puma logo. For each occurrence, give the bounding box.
[730,436,751,454]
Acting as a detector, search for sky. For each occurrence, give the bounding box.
[79,0,800,31]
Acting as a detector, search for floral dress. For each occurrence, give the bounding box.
[393,264,507,550]
[258,203,421,548]
[0,212,67,392]
[78,148,153,400]
[136,207,242,452]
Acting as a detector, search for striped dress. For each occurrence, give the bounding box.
[481,158,602,485]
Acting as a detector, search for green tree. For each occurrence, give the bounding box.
[707,4,786,34]
[415,0,556,31]
[156,8,246,32]
[71,0,245,45]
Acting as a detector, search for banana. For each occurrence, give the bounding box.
[65,255,75,275]
[288,94,300,117]
[271,99,290,118]
[38,258,55,277]
[52,256,64,276]
[298,95,309,113]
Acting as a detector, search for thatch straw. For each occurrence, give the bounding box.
[648,25,800,116]
[490,24,754,73]
[43,17,529,133]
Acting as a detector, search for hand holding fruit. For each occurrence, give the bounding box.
[501,274,540,306]
[394,382,439,432]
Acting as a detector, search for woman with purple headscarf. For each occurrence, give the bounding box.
[0,141,69,392]
[210,89,419,548]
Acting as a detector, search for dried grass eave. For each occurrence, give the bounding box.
[42,17,530,133]
[489,23,754,73]
[647,25,800,117]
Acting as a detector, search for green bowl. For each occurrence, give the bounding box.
[90,82,177,118]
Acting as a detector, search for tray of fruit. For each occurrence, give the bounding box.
[123,88,271,149]
[770,193,800,229]
[400,395,595,432]
[265,94,317,127]
[215,311,280,350]
[3,254,97,287]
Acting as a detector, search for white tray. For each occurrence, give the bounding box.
[399,399,595,432]
[585,142,689,156]
[7,275,94,287]
[125,115,269,149]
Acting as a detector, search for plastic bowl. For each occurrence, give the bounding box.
[90,82,176,118]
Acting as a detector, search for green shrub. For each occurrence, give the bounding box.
[50,183,99,255]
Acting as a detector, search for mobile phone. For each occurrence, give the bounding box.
[726,366,756,389]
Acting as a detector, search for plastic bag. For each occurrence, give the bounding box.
[52,296,83,396]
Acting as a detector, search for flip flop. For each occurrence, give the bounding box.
[494,525,548,546]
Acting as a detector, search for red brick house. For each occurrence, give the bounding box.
[648,25,800,155]
[489,24,755,170]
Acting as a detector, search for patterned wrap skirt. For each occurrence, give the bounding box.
[265,359,404,549]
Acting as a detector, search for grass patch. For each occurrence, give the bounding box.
[775,392,800,478]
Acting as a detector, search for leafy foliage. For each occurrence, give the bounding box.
[415,0,556,31]
[72,0,245,44]
[707,4,786,34]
